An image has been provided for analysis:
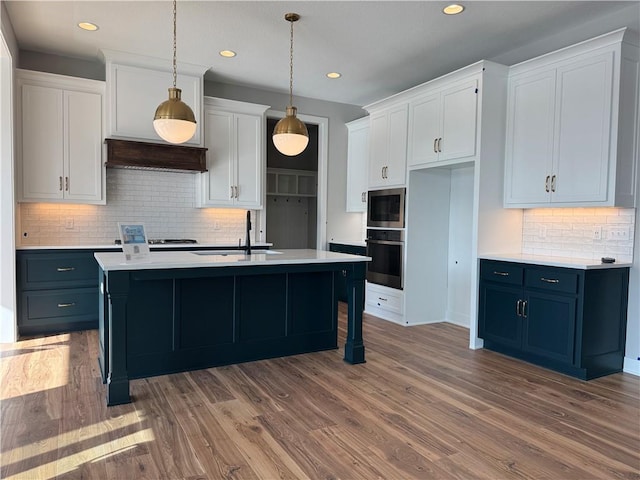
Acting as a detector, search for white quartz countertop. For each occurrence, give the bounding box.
[17,242,273,250]
[480,253,632,270]
[330,240,367,248]
[95,249,371,271]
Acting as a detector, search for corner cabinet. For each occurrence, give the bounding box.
[408,78,478,168]
[504,28,639,208]
[478,259,630,380]
[367,104,408,189]
[16,70,105,204]
[198,97,270,209]
[346,117,369,212]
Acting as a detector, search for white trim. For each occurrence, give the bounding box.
[262,109,329,250]
[0,30,17,343]
[623,356,640,377]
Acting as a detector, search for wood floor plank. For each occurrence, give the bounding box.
[1,308,638,479]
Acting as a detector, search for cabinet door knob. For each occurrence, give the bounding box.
[551,175,556,193]
[545,175,550,193]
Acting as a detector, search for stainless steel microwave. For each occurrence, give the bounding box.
[367,188,406,228]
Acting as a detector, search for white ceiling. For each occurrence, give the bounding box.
[5,1,640,106]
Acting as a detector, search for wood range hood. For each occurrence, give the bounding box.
[104,138,207,173]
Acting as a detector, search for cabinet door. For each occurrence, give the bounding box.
[523,291,576,365]
[21,84,64,200]
[203,110,234,206]
[504,70,555,206]
[551,52,613,204]
[234,113,262,208]
[408,94,439,167]
[346,120,369,212]
[65,90,103,202]
[384,105,408,186]
[439,79,478,162]
[368,112,389,188]
[478,282,522,349]
[109,64,201,145]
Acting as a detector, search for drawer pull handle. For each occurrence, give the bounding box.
[540,277,559,284]
[57,267,76,272]
[378,297,387,302]
[57,302,76,308]
[493,271,509,276]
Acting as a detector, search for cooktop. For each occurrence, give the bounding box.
[114,239,198,245]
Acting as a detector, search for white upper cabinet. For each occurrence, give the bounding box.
[102,51,207,146]
[198,97,269,209]
[505,29,639,208]
[17,70,105,204]
[408,78,478,168]
[346,117,369,212]
[367,104,408,189]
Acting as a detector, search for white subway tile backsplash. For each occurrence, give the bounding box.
[19,169,255,246]
[522,207,635,263]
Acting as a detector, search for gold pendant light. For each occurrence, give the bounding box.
[273,13,309,157]
[153,0,197,144]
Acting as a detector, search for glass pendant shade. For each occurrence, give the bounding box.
[153,87,197,144]
[273,107,309,157]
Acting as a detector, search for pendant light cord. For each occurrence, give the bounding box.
[288,16,294,107]
[172,0,177,89]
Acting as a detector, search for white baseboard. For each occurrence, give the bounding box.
[623,356,640,376]
[446,310,470,328]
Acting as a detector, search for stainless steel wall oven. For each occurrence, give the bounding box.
[366,229,404,289]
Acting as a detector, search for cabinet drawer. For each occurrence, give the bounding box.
[480,261,524,286]
[366,287,403,314]
[20,252,97,289]
[525,268,578,294]
[22,288,98,321]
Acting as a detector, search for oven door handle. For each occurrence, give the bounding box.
[366,239,404,246]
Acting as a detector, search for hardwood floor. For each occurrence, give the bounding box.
[1,304,639,479]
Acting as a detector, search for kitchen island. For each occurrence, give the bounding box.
[95,249,369,406]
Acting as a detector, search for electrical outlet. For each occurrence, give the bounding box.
[64,217,74,229]
[213,221,221,230]
[607,227,629,240]
[592,226,602,240]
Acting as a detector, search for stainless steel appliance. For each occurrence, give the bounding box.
[367,187,406,228]
[114,239,198,245]
[366,229,404,289]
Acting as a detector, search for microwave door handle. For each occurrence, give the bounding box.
[367,239,404,246]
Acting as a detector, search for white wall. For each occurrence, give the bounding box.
[0,2,18,343]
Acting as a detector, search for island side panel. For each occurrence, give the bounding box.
[105,270,131,406]
[344,262,366,364]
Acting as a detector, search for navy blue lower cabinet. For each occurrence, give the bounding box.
[478,259,629,380]
[100,261,367,406]
[329,243,366,303]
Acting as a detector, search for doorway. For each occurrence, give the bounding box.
[264,118,319,249]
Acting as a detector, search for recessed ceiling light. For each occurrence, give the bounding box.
[326,72,341,79]
[219,50,236,58]
[443,4,465,15]
[77,22,99,31]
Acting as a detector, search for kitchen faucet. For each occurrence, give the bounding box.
[245,210,252,255]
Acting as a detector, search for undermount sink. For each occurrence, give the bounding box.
[191,250,282,256]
